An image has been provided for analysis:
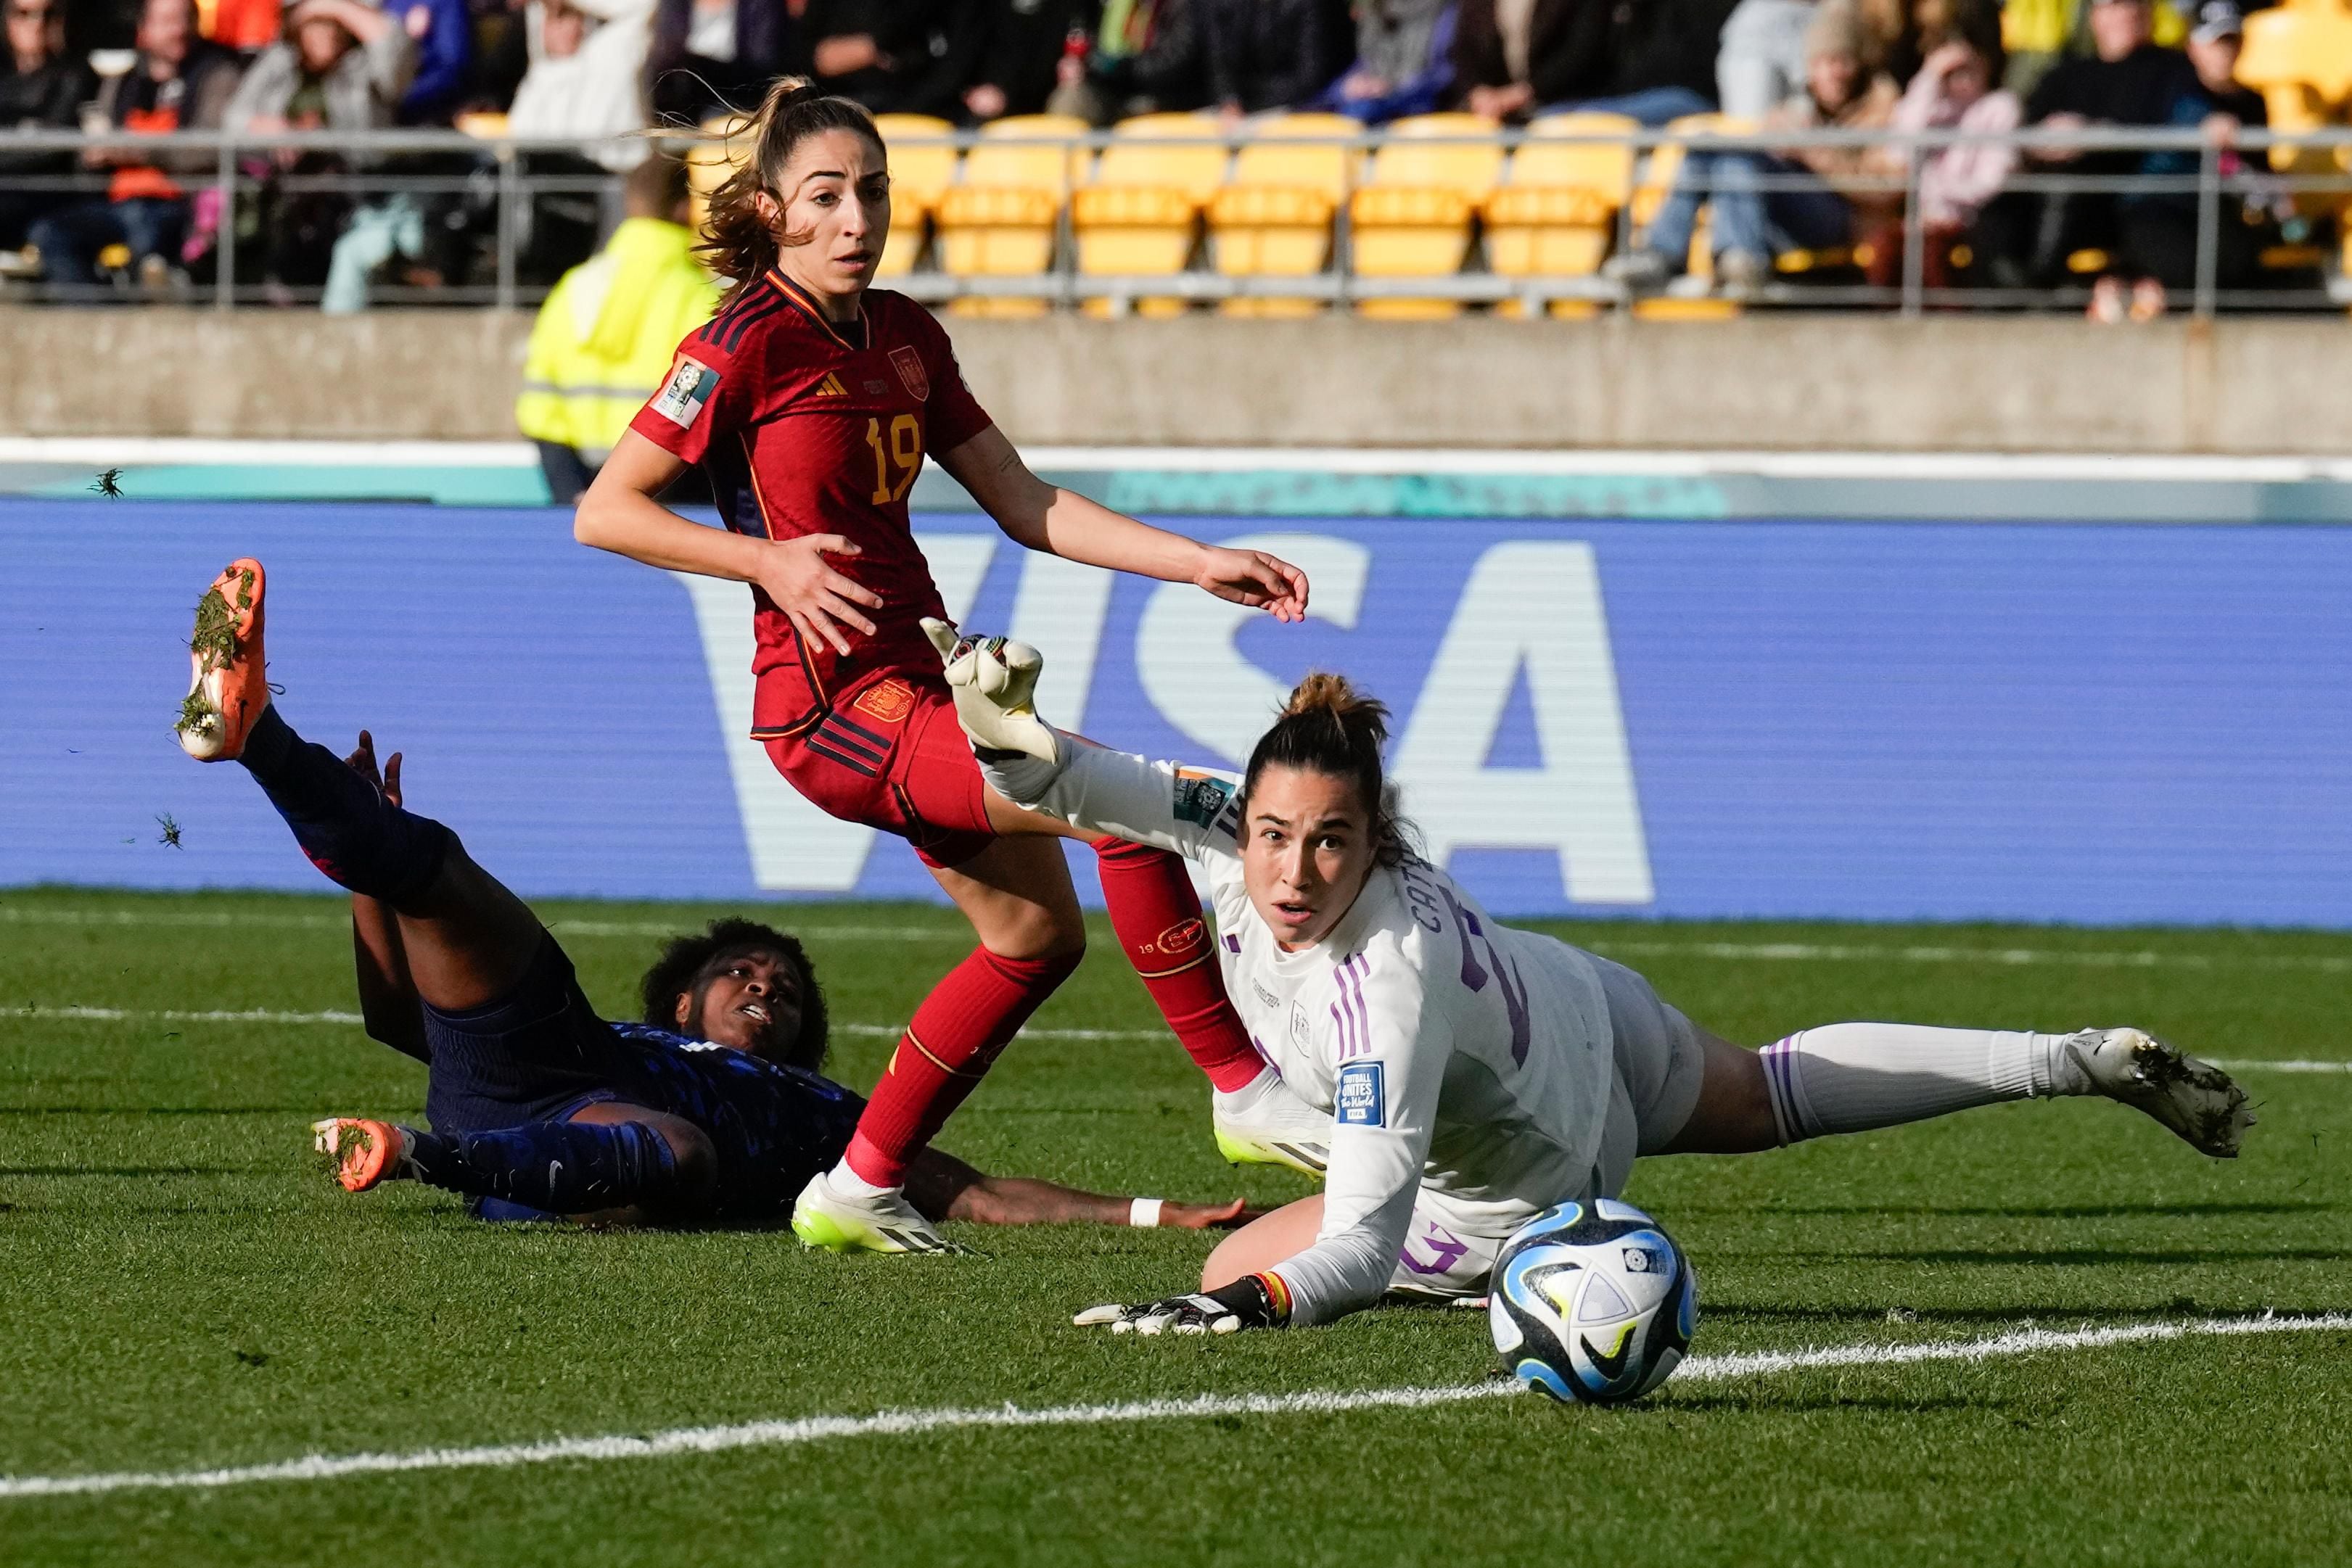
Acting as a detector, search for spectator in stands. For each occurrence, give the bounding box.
[1056,0,1210,122]
[1312,0,1456,123]
[1605,0,1895,294]
[963,0,1091,122]
[507,0,656,152]
[1452,0,1723,125]
[384,0,470,121]
[1450,0,1613,123]
[224,0,416,295]
[1202,0,1352,117]
[1716,0,1816,120]
[2097,0,2269,318]
[1,0,92,260]
[802,0,985,121]
[1862,29,2018,290]
[2015,0,2195,289]
[516,152,717,503]
[27,0,240,294]
[645,0,797,124]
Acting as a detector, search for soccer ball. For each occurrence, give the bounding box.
[1488,1197,1698,1406]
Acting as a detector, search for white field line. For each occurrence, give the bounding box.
[9,907,2352,975]
[1,1313,2343,1503]
[4,1004,1163,1044]
[7,1007,2345,1062]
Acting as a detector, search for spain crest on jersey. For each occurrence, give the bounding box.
[889,344,929,401]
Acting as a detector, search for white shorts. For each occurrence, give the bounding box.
[1384,956,1706,1302]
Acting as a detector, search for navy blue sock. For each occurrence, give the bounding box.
[237,706,452,907]
[400,1120,684,1213]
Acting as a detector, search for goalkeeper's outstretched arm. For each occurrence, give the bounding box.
[924,619,1240,863]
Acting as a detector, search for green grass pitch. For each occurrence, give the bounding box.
[4,886,2348,1567]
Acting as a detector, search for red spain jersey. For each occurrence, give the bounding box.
[629,273,993,735]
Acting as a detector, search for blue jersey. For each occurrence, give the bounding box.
[419,938,863,1220]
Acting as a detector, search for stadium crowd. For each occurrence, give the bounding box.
[0,0,2315,311]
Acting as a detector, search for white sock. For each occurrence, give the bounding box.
[1759,1023,2090,1144]
[828,1160,896,1199]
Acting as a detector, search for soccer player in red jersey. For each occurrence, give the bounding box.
[576,81,1311,1254]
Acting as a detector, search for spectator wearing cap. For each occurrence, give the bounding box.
[1605,0,1895,294]
[1,0,92,257]
[222,0,416,294]
[26,0,241,294]
[644,0,795,125]
[1313,0,1456,124]
[2014,0,2195,284]
[2092,0,2268,318]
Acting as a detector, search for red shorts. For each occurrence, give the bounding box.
[756,669,996,870]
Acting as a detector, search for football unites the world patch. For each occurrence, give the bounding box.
[1172,769,1235,828]
[651,356,720,428]
[1335,1062,1386,1127]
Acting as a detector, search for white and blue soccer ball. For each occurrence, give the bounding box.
[1488,1198,1698,1406]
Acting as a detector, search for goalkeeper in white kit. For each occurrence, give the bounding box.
[923,622,2256,1336]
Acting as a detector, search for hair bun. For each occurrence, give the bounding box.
[1281,672,1391,750]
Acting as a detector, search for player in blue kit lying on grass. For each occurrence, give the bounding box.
[170,556,1246,1237]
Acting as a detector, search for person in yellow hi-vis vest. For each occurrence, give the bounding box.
[517,152,720,505]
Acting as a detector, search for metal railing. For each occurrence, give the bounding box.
[1,121,2346,315]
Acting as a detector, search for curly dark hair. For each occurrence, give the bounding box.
[639,918,829,1073]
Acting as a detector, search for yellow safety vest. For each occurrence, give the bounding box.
[515,218,722,455]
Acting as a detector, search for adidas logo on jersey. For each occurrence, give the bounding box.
[813,373,850,398]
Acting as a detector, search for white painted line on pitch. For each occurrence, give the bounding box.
[5,1004,1163,1044]
[2213,1059,2352,1074]
[11,907,2352,975]
[1,1313,2341,1503]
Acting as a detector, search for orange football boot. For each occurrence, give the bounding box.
[311,1117,412,1192]
[175,558,268,761]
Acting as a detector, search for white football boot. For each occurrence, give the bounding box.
[790,1168,965,1255]
[1212,1068,1331,1177]
[2063,1027,2255,1158]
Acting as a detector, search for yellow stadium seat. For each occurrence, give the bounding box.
[935,114,1086,316]
[1484,112,1637,315]
[1207,112,1362,316]
[1346,112,1504,318]
[873,113,959,277]
[96,243,133,273]
[1072,113,1228,316]
[2237,2,2352,187]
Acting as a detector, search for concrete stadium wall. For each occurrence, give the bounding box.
[2,306,2348,453]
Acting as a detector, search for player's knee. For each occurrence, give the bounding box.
[655,1119,719,1205]
[984,907,1087,967]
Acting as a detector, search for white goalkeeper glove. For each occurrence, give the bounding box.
[921,618,1060,767]
[1073,1274,1291,1335]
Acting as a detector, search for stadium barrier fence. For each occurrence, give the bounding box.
[1,123,2348,315]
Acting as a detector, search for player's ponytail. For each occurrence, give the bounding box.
[698,77,886,284]
[1243,673,1416,867]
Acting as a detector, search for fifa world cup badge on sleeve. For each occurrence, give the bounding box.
[1335,1062,1386,1127]
[1172,769,1235,828]
[652,356,720,429]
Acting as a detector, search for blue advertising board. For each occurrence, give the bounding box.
[5,499,2348,927]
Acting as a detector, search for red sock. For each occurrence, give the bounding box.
[1093,837,1264,1092]
[844,945,1079,1187]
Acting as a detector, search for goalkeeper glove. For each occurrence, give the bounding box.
[1072,1272,1292,1335]
[921,618,1060,766]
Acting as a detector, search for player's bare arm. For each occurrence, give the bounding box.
[575,432,885,656]
[939,424,1309,623]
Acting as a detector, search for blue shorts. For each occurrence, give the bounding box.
[423,935,863,1221]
